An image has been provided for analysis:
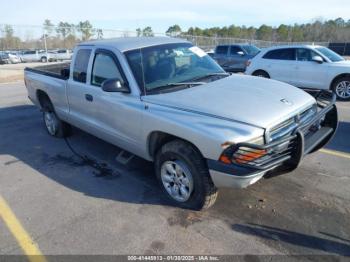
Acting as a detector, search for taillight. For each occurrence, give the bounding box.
[245,60,251,67]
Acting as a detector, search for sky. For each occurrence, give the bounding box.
[1,0,350,33]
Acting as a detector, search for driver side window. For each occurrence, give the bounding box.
[91,52,122,87]
[230,46,243,55]
[296,48,319,62]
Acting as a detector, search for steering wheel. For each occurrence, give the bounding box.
[175,64,190,76]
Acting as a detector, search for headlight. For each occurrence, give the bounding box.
[219,136,267,165]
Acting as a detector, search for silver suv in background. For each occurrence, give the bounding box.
[20,50,55,63]
[213,44,260,72]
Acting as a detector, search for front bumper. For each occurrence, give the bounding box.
[208,90,338,188]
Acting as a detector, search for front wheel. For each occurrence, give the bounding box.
[155,140,218,210]
[41,56,47,63]
[332,77,350,101]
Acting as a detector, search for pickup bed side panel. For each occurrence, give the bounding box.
[25,70,69,119]
[141,103,264,161]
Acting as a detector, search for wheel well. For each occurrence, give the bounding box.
[148,131,203,160]
[330,73,350,90]
[253,70,269,77]
[36,90,51,108]
[253,69,269,74]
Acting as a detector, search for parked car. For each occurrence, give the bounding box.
[24,37,338,210]
[51,49,73,61]
[7,52,21,64]
[21,50,55,63]
[213,44,260,72]
[0,52,10,64]
[245,45,350,100]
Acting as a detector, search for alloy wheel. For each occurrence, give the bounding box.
[44,111,58,135]
[335,81,350,99]
[160,160,194,202]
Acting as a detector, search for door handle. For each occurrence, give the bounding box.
[85,94,93,102]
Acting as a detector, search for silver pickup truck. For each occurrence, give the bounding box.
[24,37,338,210]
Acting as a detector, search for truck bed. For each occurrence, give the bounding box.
[25,62,70,80]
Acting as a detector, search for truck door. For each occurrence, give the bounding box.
[67,48,143,150]
[214,45,229,69]
[87,49,143,150]
[228,45,246,71]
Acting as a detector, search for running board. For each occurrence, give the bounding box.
[115,150,135,165]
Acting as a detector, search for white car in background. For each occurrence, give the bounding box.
[245,45,350,100]
[51,49,73,61]
[8,53,21,64]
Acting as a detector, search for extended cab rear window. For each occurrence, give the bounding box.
[263,48,296,60]
[73,49,92,83]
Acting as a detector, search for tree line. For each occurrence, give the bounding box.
[0,20,102,50]
[1,17,350,51]
[167,18,350,42]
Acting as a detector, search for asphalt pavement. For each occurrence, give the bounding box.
[0,81,349,259]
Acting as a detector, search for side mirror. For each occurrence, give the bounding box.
[237,51,245,56]
[102,78,130,93]
[312,56,323,64]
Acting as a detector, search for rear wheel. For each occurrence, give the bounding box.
[41,56,47,63]
[155,140,218,210]
[332,76,350,101]
[252,70,270,78]
[41,98,71,138]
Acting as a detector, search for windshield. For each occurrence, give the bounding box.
[315,47,344,62]
[125,43,225,94]
[241,45,260,56]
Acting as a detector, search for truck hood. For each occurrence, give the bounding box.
[143,75,316,129]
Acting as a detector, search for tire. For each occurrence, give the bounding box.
[41,56,47,63]
[332,76,350,101]
[41,97,71,138]
[252,70,270,78]
[155,139,218,210]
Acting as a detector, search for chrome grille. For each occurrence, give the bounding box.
[268,105,317,143]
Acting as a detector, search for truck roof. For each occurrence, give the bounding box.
[79,37,190,52]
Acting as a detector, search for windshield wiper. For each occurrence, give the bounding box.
[146,81,205,94]
[165,81,206,87]
[189,72,230,82]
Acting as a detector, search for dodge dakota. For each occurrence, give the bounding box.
[24,37,338,210]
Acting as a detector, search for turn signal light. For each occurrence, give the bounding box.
[219,155,232,164]
[234,149,267,164]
